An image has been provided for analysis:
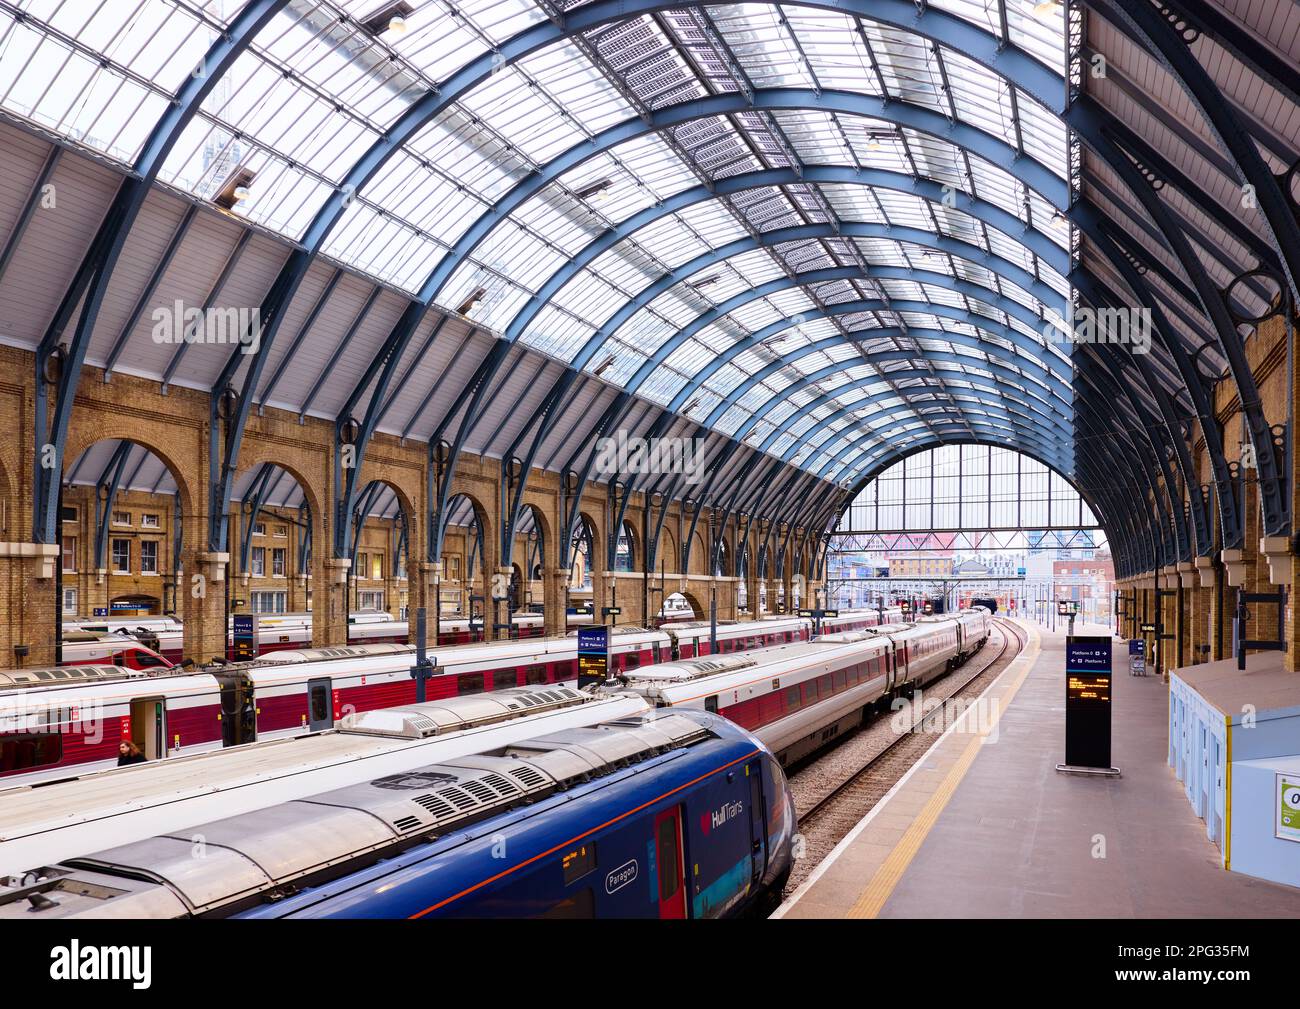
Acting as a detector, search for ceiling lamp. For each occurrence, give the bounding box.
[361,2,414,38]
[575,179,614,203]
[1032,0,1062,20]
[214,168,256,210]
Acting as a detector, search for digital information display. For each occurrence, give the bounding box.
[1064,636,1112,769]
[562,842,597,884]
[577,626,610,690]
[231,613,258,661]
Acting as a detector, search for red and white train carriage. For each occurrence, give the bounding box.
[4,615,814,784]
[622,608,992,764]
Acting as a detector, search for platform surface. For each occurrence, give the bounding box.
[778,620,1300,918]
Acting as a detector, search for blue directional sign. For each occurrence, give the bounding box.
[577,626,610,690]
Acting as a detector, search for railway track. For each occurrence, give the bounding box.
[781,617,1027,897]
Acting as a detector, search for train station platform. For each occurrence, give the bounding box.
[775,620,1300,919]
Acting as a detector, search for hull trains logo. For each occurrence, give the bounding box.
[50,942,151,989]
[700,799,744,835]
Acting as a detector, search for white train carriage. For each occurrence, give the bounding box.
[622,612,983,765]
[0,665,225,785]
[870,618,963,689]
[0,687,651,881]
[620,634,896,765]
[953,607,993,660]
[818,607,903,634]
[659,615,812,658]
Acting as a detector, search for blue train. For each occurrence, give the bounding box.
[0,690,797,920]
[241,710,794,919]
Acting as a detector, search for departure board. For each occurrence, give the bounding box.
[1064,636,1112,768]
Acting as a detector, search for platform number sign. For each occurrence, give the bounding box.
[232,614,258,661]
[1277,776,1300,843]
[577,626,610,691]
[1064,636,1112,770]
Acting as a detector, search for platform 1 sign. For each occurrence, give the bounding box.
[1064,636,1112,770]
[577,626,610,690]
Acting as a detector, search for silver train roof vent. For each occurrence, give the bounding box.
[0,665,144,688]
[645,655,759,682]
[340,685,588,739]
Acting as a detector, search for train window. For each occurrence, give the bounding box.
[536,889,595,919]
[458,673,485,695]
[833,669,847,692]
[624,652,641,670]
[784,686,800,710]
[0,732,62,772]
[525,665,547,685]
[132,650,168,669]
[705,695,719,713]
[652,643,662,663]
[802,680,819,703]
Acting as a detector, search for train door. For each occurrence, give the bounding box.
[653,806,687,919]
[307,677,333,732]
[130,697,165,760]
[747,761,767,887]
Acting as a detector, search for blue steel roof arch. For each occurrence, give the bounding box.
[204,0,1072,557]
[29,0,292,545]
[616,271,1066,400]
[775,371,1074,463]
[692,325,1073,430]
[335,82,1077,562]
[500,164,1073,355]
[808,414,1075,484]
[779,384,1074,468]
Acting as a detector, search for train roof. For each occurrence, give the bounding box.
[622,635,889,697]
[0,704,722,919]
[0,687,650,879]
[0,663,203,693]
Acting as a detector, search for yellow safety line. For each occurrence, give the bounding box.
[845,622,1041,919]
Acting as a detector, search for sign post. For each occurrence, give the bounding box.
[409,607,436,703]
[1057,635,1120,777]
[577,626,610,691]
[1128,638,1146,676]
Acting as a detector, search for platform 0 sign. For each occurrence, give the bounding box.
[1064,636,1112,769]
[577,627,610,691]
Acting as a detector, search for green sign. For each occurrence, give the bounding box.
[1278,775,1300,843]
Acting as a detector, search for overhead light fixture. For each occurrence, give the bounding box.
[687,274,720,290]
[864,128,895,152]
[361,2,414,38]
[593,353,616,377]
[214,168,255,210]
[1051,211,1069,230]
[1032,0,1062,20]
[456,287,486,316]
[574,179,613,203]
